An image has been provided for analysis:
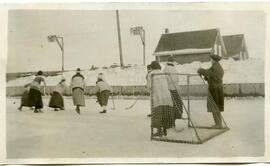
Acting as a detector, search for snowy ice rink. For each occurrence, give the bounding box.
[6,97,264,158]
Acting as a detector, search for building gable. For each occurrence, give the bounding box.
[222,34,248,59]
[154,29,219,54]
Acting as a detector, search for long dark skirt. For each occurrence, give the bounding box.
[49,91,64,108]
[97,90,110,106]
[170,90,183,119]
[28,88,43,109]
[21,91,29,106]
[151,105,174,129]
[207,85,224,112]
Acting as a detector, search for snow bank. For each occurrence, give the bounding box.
[6,58,264,87]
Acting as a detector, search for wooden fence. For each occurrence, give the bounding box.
[6,83,264,97]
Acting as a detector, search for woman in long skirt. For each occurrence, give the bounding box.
[147,61,174,137]
[49,78,67,111]
[95,73,111,113]
[28,70,46,113]
[70,68,86,114]
[18,83,31,111]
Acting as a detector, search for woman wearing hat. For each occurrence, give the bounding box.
[147,61,174,137]
[197,53,224,128]
[49,78,68,111]
[28,70,46,113]
[163,56,183,124]
[70,68,86,114]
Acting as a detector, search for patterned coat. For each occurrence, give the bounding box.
[147,70,173,108]
[70,73,85,90]
[30,76,45,92]
[53,82,68,95]
[96,80,112,93]
[198,61,224,112]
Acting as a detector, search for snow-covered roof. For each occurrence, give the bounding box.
[154,29,219,54]
[153,48,212,56]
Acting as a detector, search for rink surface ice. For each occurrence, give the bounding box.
[6,97,265,158]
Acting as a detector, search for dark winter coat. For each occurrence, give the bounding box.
[197,61,224,112]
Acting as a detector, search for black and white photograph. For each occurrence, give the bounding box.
[1,3,270,164]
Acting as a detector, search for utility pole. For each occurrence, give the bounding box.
[116,10,124,67]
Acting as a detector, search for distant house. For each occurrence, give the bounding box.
[222,34,249,60]
[153,29,227,64]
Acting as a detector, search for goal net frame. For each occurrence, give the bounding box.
[150,73,229,144]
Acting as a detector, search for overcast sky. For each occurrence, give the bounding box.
[7,10,265,73]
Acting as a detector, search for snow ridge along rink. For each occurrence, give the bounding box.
[6,96,264,158]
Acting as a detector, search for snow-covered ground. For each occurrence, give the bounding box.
[6,97,264,158]
[6,58,264,87]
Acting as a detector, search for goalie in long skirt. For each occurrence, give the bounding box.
[147,61,174,137]
[49,78,68,111]
[95,73,112,114]
[197,53,224,129]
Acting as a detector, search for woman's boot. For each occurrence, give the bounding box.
[153,128,163,137]
[163,128,167,136]
[76,106,80,114]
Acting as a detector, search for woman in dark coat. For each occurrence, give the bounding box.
[49,78,67,111]
[28,70,46,113]
[197,54,224,128]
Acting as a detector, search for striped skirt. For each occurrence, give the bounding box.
[72,88,85,106]
[151,105,174,129]
[49,91,64,108]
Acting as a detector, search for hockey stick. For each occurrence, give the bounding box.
[110,93,116,110]
[125,98,139,110]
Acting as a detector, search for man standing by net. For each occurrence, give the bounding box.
[197,53,224,129]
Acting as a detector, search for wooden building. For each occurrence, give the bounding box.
[153,29,227,64]
[222,34,249,60]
